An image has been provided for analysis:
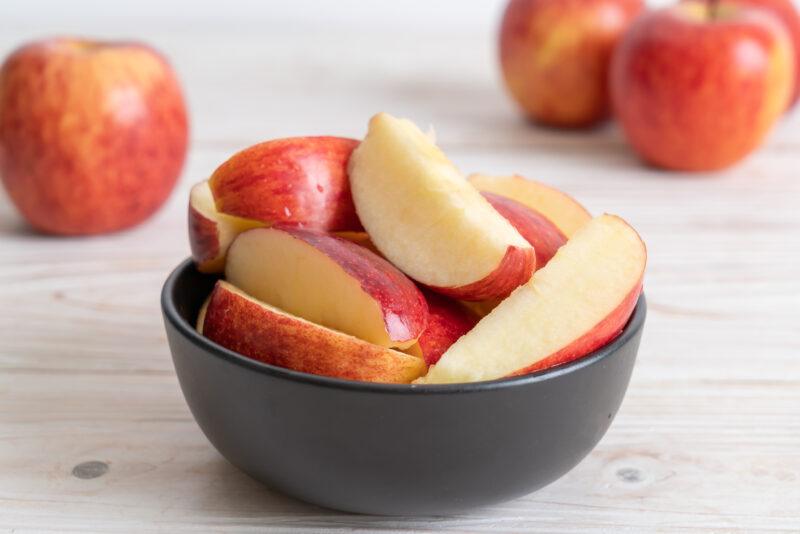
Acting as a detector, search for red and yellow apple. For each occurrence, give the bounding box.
[225,226,428,348]
[417,214,646,384]
[499,0,644,127]
[610,1,795,171]
[348,113,535,301]
[209,136,362,231]
[469,174,591,238]
[405,291,479,366]
[0,37,188,235]
[188,181,263,273]
[200,281,427,384]
[724,0,800,107]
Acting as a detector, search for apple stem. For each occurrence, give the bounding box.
[708,0,719,19]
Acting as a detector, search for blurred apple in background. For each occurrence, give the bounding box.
[499,0,644,128]
[727,0,800,107]
[0,38,188,235]
[610,1,794,171]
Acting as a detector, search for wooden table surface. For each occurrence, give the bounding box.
[1,1,798,532]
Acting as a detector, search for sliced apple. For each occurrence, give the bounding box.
[200,281,426,384]
[188,181,263,273]
[405,291,479,365]
[225,226,428,348]
[459,298,500,319]
[196,295,210,334]
[348,113,535,301]
[209,136,362,231]
[417,214,646,384]
[469,174,591,237]
[332,231,381,256]
[482,191,567,269]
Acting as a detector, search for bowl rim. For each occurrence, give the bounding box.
[162,258,646,395]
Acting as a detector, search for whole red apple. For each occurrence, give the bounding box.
[0,38,188,235]
[499,0,644,128]
[727,0,800,107]
[610,2,794,171]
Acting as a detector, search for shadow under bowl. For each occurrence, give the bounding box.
[161,258,646,515]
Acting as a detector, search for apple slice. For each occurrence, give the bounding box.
[405,291,479,365]
[188,181,263,273]
[469,174,591,237]
[332,231,381,256]
[196,295,211,334]
[200,281,426,383]
[225,226,428,348]
[482,192,567,269]
[348,113,534,301]
[209,136,362,231]
[417,214,646,384]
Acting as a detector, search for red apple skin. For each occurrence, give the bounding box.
[482,192,567,269]
[0,38,188,235]
[188,204,221,266]
[202,281,426,384]
[280,226,429,345]
[209,137,362,231]
[499,0,644,127]
[510,281,642,376]
[610,2,794,171]
[416,292,479,366]
[724,0,800,106]
[427,245,535,302]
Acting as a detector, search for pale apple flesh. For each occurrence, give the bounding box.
[348,113,534,301]
[417,214,646,384]
[196,295,210,334]
[200,281,427,384]
[469,174,591,238]
[188,181,263,273]
[225,226,428,349]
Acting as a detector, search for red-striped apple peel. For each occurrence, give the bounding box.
[469,174,591,238]
[417,214,646,384]
[200,281,426,384]
[209,136,362,231]
[188,181,263,273]
[405,291,480,366]
[482,191,568,268]
[225,226,428,348]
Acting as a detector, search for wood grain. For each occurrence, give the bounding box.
[1,2,799,532]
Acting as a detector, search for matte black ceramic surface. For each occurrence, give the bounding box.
[162,259,646,515]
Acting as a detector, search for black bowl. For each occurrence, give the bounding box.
[162,258,645,515]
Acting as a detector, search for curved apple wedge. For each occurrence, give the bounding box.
[405,291,479,366]
[225,226,428,349]
[482,191,567,269]
[188,181,263,273]
[348,113,535,301]
[417,214,646,384]
[469,174,591,238]
[200,281,427,384]
[209,136,362,231]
